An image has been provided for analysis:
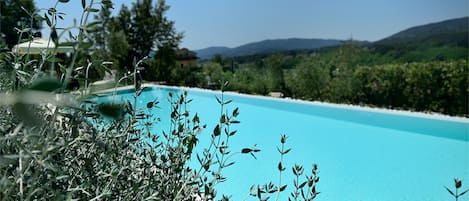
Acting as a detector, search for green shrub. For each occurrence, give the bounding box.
[352,60,468,116]
[0,1,320,201]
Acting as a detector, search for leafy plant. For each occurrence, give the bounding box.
[445,178,469,201]
[248,134,320,201]
[0,1,255,200]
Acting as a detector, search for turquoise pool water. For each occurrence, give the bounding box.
[101,86,469,201]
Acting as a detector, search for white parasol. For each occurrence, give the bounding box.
[12,38,73,54]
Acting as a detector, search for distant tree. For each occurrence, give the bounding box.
[285,58,330,100]
[212,54,224,65]
[79,1,115,83]
[202,61,224,87]
[147,45,176,81]
[91,1,113,54]
[0,0,41,48]
[230,63,269,94]
[318,39,361,102]
[336,38,361,69]
[108,30,131,69]
[264,54,285,92]
[107,0,183,81]
[106,5,132,70]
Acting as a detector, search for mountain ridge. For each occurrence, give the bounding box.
[195,16,468,60]
[195,38,343,60]
[375,16,468,45]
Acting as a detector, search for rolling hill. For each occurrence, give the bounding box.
[195,38,343,60]
[375,16,468,46]
[195,16,468,61]
[371,16,468,61]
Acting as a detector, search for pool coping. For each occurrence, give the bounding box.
[95,83,469,124]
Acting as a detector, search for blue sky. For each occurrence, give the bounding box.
[35,0,468,50]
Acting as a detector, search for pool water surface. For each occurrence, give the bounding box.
[99,86,469,201]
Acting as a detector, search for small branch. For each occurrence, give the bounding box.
[275,141,284,201]
[19,150,23,201]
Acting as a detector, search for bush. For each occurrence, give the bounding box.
[352,60,468,115]
[0,1,324,200]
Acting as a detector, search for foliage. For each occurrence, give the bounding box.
[170,65,201,86]
[199,40,468,116]
[201,61,226,89]
[0,0,42,48]
[147,45,177,81]
[285,57,330,100]
[228,64,269,95]
[249,135,320,201]
[1,1,465,200]
[102,0,183,82]
[0,73,253,200]
[352,60,468,115]
[0,3,251,200]
[263,54,285,92]
[445,178,469,201]
[0,3,292,201]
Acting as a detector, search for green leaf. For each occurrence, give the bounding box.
[278,162,285,171]
[459,189,469,197]
[232,107,239,117]
[293,165,304,176]
[59,66,66,74]
[215,96,222,104]
[85,8,99,12]
[97,103,125,119]
[146,101,153,108]
[279,185,287,192]
[47,57,63,63]
[455,178,462,189]
[224,161,235,168]
[44,13,52,27]
[58,0,70,3]
[29,78,62,92]
[299,181,307,188]
[241,148,252,154]
[81,0,86,9]
[192,113,199,123]
[220,115,226,123]
[51,26,58,45]
[47,8,56,15]
[281,134,287,144]
[229,130,237,136]
[213,125,221,136]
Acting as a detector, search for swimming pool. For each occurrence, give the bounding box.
[100,85,469,201]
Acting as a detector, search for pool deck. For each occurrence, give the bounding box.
[94,83,469,124]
